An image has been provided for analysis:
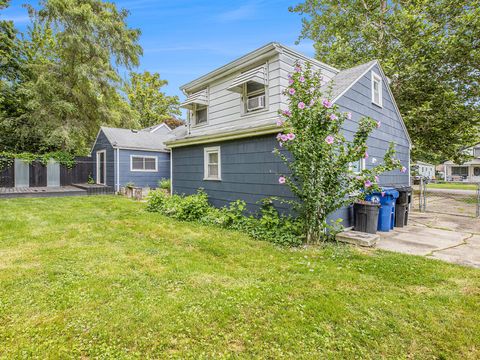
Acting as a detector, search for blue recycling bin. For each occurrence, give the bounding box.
[366,188,399,232]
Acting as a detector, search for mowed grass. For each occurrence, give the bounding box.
[428,182,478,190]
[0,196,479,359]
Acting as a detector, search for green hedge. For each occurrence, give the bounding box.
[146,190,303,246]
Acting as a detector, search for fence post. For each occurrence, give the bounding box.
[477,183,480,218]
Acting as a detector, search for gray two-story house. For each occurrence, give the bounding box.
[166,42,411,226]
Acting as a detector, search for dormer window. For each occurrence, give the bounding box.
[244,81,266,113]
[371,72,382,107]
[227,64,268,115]
[194,104,208,125]
[180,88,209,126]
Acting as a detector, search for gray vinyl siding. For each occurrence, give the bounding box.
[118,149,170,189]
[335,63,410,186]
[92,130,115,187]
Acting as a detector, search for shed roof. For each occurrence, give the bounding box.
[100,126,171,152]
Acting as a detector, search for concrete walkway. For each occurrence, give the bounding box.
[376,212,480,268]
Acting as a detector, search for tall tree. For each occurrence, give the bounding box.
[3,0,142,153]
[290,0,480,163]
[125,71,181,129]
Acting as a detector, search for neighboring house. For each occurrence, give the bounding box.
[413,161,435,180]
[442,143,480,182]
[91,124,173,191]
[165,42,411,227]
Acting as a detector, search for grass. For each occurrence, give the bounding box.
[0,196,479,359]
[427,182,478,190]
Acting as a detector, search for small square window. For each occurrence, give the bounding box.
[204,146,221,180]
[371,72,383,107]
[349,159,365,174]
[194,105,208,125]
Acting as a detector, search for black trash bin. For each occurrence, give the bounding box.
[354,201,380,234]
[395,186,412,227]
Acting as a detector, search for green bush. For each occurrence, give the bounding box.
[147,190,302,246]
[158,178,171,191]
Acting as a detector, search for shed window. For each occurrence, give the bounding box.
[204,146,221,180]
[130,156,158,172]
[371,72,383,107]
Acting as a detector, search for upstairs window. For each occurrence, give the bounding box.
[243,81,266,114]
[131,155,157,172]
[194,104,208,125]
[204,146,221,180]
[371,72,383,107]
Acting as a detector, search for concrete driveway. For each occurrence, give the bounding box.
[376,211,480,268]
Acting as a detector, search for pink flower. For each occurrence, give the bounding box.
[278,176,286,184]
[309,99,315,106]
[356,175,363,180]
[377,121,381,128]
[282,109,291,117]
[364,180,372,188]
[280,134,288,142]
[288,88,295,95]
[322,99,332,108]
[329,113,338,121]
[346,112,352,120]
[381,191,386,197]
[294,66,301,73]
[287,74,292,79]
[298,102,305,109]
[276,133,282,140]
[325,135,334,144]
[276,118,284,126]
[375,175,379,182]
[364,151,369,159]
[401,166,407,173]
[299,76,305,83]
[288,78,294,85]
[287,133,295,140]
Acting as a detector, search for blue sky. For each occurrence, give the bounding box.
[2,0,314,102]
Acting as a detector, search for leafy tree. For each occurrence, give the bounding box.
[2,0,142,153]
[290,0,480,163]
[125,71,180,129]
[275,63,403,242]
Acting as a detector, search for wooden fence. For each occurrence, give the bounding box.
[0,156,94,188]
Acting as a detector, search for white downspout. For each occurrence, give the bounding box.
[116,148,120,192]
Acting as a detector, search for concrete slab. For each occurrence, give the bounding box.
[430,235,480,268]
[336,231,379,247]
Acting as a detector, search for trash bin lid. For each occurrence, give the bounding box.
[380,187,399,198]
[395,185,412,193]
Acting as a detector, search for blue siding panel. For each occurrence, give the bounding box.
[92,130,115,187]
[118,149,170,189]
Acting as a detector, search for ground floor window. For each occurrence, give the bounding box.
[349,159,365,174]
[451,166,468,176]
[130,155,157,172]
[474,167,480,177]
[204,146,221,180]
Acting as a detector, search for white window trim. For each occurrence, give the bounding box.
[96,149,106,185]
[204,146,221,181]
[349,158,366,174]
[241,82,268,116]
[371,71,383,107]
[130,155,158,172]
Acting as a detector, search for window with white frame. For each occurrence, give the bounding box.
[130,155,157,172]
[193,104,208,125]
[204,146,221,180]
[371,72,382,107]
[243,81,266,114]
[349,158,365,173]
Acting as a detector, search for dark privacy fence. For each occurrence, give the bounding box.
[0,156,94,188]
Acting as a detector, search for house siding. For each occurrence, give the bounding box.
[92,130,115,187]
[335,63,410,186]
[172,65,410,227]
[117,149,170,189]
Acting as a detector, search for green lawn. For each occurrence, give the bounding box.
[0,196,479,359]
[428,182,478,190]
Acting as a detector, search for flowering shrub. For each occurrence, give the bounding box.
[274,62,403,242]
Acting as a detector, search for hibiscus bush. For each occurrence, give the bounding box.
[275,62,405,243]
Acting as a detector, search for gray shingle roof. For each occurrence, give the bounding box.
[100,126,171,151]
[321,60,377,100]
